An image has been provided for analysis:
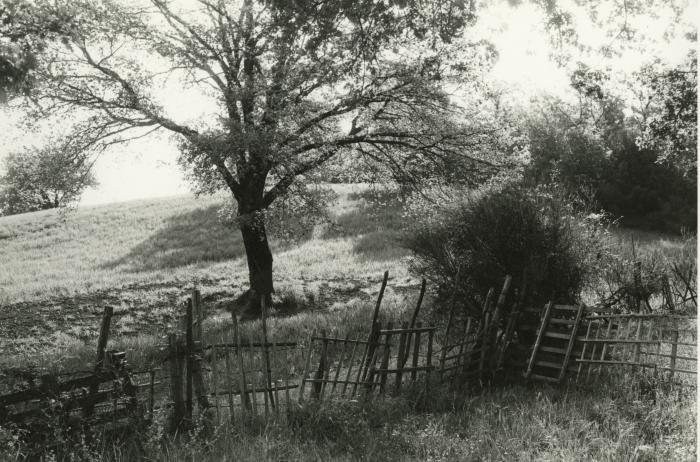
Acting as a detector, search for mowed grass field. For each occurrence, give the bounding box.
[0,185,696,461]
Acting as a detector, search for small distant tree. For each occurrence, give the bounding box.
[0,137,98,215]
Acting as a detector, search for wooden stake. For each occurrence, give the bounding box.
[84,306,113,418]
[425,329,434,398]
[669,329,679,382]
[439,267,463,378]
[361,271,390,382]
[234,317,250,416]
[558,304,585,381]
[403,279,427,368]
[341,336,360,397]
[298,332,315,403]
[271,341,280,417]
[185,299,194,423]
[525,301,553,379]
[168,333,185,431]
[223,343,235,424]
[633,318,643,372]
[149,369,155,422]
[331,334,350,396]
[395,322,408,395]
[379,322,393,394]
[313,330,328,400]
[260,295,275,409]
[411,323,422,382]
[247,337,258,417]
[211,344,220,425]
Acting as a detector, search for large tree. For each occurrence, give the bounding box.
[26,0,505,310]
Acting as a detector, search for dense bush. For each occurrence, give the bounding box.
[404,183,607,315]
[525,119,696,235]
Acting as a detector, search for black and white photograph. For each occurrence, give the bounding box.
[0,0,697,460]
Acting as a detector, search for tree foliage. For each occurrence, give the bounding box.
[0,0,72,101]
[0,136,98,215]
[637,50,697,178]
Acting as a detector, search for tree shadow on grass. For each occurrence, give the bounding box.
[101,204,246,272]
[321,188,411,261]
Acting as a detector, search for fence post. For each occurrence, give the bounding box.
[669,329,679,382]
[84,306,113,418]
[190,291,212,426]
[312,330,327,400]
[439,267,462,380]
[361,271,389,382]
[379,322,393,394]
[168,333,185,432]
[633,261,642,312]
[488,276,512,374]
[394,322,409,395]
[425,328,434,399]
[234,316,251,415]
[662,275,675,312]
[298,331,315,403]
[403,279,426,368]
[412,322,422,382]
[185,299,194,424]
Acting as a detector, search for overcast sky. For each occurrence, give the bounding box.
[0,0,694,206]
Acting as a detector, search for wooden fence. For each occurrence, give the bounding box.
[298,322,436,401]
[0,308,156,456]
[2,271,696,451]
[574,313,697,384]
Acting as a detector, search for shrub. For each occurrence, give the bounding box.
[404,183,608,315]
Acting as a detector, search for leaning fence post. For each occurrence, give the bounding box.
[403,279,427,368]
[488,275,512,374]
[361,271,389,382]
[83,306,113,418]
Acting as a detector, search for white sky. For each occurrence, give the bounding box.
[0,0,695,206]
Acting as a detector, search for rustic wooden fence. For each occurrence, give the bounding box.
[0,308,157,456]
[3,270,696,451]
[298,322,436,401]
[574,313,697,384]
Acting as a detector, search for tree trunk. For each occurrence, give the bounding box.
[236,208,274,317]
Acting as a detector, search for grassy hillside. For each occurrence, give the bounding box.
[0,185,414,359]
[0,185,696,461]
